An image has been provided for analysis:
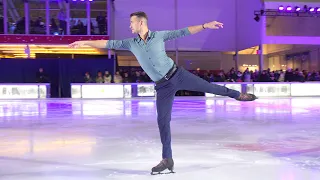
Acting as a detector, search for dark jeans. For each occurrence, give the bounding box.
[155,67,240,159]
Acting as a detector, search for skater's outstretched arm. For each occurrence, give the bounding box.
[161,20,223,41]
[188,20,223,34]
[161,27,191,42]
[68,39,132,50]
[69,40,108,49]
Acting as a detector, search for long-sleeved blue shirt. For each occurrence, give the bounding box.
[106,27,191,82]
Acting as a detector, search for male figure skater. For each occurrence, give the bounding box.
[69,11,257,175]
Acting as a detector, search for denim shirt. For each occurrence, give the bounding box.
[106,27,191,81]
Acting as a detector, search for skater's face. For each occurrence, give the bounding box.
[130,16,143,34]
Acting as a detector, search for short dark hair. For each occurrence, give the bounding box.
[130,11,148,20]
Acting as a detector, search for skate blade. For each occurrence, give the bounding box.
[151,171,175,175]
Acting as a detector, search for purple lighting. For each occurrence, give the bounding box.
[317,8,320,12]
[295,7,301,11]
[286,6,292,11]
[72,0,94,2]
[279,6,284,11]
[310,8,315,12]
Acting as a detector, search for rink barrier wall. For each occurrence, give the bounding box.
[0,83,50,99]
[70,82,320,98]
[0,58,116,98]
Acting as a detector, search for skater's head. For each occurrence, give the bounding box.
[130,11,148,34]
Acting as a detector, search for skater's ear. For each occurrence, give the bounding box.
[140,18,147,26]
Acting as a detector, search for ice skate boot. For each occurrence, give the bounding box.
[151,158,175,175]
[235,93,257,101]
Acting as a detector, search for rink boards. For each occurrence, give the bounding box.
[0,82,318,99]
[71,82,320,99]
[0,83,50,99]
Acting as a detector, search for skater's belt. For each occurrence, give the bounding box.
[155,64,177,84]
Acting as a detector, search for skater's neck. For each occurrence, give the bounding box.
[138,27,149,41]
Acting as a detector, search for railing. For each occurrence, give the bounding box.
[1,0,111,36]
[70,82,320,99]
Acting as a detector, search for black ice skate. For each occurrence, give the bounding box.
[235,93,257,101]
[151,158,175,175]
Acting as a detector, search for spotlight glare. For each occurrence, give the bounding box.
[286,6,292,11]
[310,7,315,12]
[295,7,301,11]
[279,6,284,11]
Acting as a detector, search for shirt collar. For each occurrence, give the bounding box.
[136,30,152,42]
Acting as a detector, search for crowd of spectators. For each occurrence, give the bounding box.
[84,68,152,84]
[210,68,320,82]
[84,67,320,84]
[83,67,320,96]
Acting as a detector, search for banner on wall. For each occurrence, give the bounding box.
[0,85,48,99]
[253,83,291,97]
[137,84,155,97]
[81,84,124,98]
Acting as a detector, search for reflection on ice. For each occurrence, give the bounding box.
[0,97,320,179]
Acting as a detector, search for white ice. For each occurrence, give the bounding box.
[0,97,320,180]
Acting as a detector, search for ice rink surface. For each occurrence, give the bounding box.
[0,97,320,180]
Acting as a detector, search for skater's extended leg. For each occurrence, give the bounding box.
[151,81,176,174]
[177,68,256,101]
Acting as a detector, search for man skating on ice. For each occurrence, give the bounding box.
[69,11,257,175]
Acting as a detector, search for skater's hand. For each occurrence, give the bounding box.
[204,21,223,29]
[68,41,87,48]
